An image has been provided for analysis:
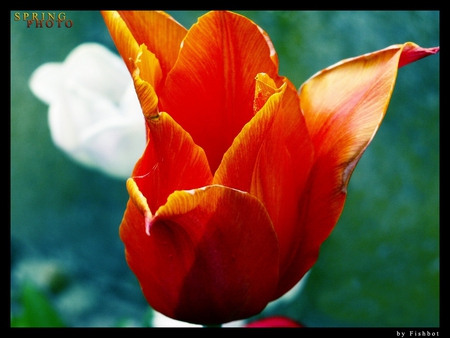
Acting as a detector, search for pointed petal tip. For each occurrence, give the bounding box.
[399,43,439,68]
[145,214,152,236]
[126,178,153,235]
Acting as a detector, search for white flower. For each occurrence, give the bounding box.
[151,312,201,328]
[29,43,145,179]
[150,311,245,327]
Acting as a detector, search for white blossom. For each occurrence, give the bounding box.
[29,43,145,179]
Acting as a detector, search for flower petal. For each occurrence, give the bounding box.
[300,43,439,165]
[160,11,282,173]
[29,43,130,106]
[120,185,279,325]
[282,43,440,295]
[245,316,302,328]
[74,115,145,179]
[398,43,439,68]
[130,111,212,220]
[101,11,140,74]
[214,73,314,296]
[117,10,187,81]
[130,44,160,119]
[29,63,62,104]
[102,11,163,90]
[29,43,145,179]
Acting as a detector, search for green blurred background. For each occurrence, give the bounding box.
[10,11,439,327]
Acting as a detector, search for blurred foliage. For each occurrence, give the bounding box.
[11,282,66,327]
[11,11,439,327]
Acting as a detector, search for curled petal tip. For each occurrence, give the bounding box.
[145,213,152,236]
[126,178,153,236]
[429,46,440,53]
[130,48,160,120]
[399,43,439,68]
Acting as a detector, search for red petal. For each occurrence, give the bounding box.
[160,11,282,173]
[214,74,314,294]
[398,43,439,68]
[246,316,302,328]
[120,185,279,325]
[131,112,212,218]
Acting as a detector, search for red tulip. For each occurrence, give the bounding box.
[245,316,302,328]
[102,10,439,325]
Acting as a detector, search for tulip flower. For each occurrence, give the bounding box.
[29,43,145,179]
[102,10,438,325]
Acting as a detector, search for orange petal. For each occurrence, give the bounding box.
[101,11,139,75]
[214,74,314,293]
[277,42,439,296]
[257,25,279,69]
[102,11,163,90]
[120,185,279,325]
[130,112,212,220]
[130,44,160,119]
[300,42,439,165]
[160,11,282,173]
[117,11,187,82]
